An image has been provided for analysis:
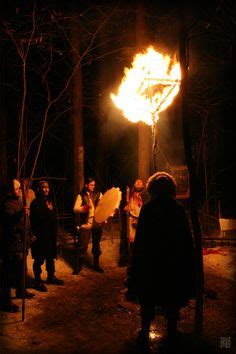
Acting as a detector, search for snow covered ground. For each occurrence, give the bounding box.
[0,230,235,354]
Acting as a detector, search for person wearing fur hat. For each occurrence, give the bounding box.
[30,180,64,292]
[129,172,196,348]
[0,179,34,313]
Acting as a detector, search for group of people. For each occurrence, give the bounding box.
[72,173,196,346]
[0,172,196,347]
[0,176,109,313]
[0,179,64,313]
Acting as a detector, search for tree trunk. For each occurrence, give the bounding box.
[96,29,109,190]
[0,42,8,186]
[71,21,84,195]
[0,103,8,186]
[178,6,204,336]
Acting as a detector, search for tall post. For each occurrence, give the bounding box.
[152,122,158,172]
[136,3,151,182]
[0,38,8,185]
[179,5,204,335]
[21,181,27,321]
[0,86,8,186]
[203,144,209,214]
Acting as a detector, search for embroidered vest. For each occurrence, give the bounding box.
[79,190,100,225]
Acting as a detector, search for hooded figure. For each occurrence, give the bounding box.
[129,172,196,347]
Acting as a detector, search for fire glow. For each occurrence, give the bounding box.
[111,46,181,126]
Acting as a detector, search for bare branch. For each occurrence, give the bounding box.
[50,6,118,108]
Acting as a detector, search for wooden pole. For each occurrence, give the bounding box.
[20,180,27,321]
[136,2,151,182]
[178,5,204,335]
[126,186,130,251]
[152,122,158,172]
[203,145,209,214]
[0,49,8,186]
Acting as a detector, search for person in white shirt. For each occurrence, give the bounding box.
[73,177,103,274]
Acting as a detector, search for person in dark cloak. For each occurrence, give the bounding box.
[129,171,196,346]
[30,180,64,292]
[0,179,34,313]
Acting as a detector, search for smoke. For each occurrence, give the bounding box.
[157,101,185,170]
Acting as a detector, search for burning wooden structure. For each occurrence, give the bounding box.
[111,46,181,172]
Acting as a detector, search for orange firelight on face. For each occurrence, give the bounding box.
[111,46,181,126]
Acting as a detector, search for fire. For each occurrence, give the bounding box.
[111,46,181,126]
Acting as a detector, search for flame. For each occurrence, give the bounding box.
[111,46,181,126]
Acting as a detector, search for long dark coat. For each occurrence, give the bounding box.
[1,196,25,255]
[131,197,196,310]
[30,197,57,259]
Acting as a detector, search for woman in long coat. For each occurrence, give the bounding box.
[130,172,196,345]
[30,181,64,291]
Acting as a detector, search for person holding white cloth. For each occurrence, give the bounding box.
[73,177,103,274]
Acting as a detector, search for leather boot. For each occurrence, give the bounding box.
[46,274,64,285]
[93,256,104,273]
[73,257,83,275]
[1,301,19,313]
[34,276,48,292]
[16,290,35,299]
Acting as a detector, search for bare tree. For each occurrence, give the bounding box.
[2,1,118,184]
[1,0,118,320]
